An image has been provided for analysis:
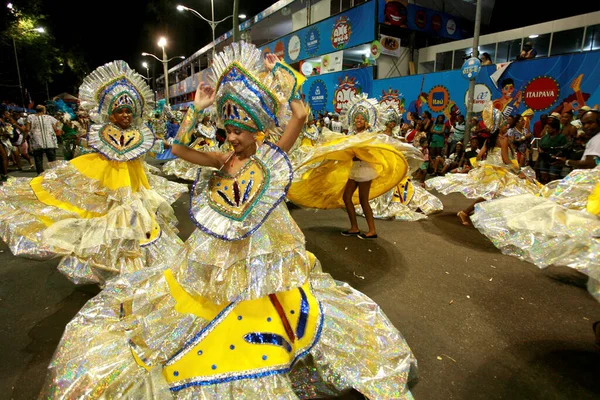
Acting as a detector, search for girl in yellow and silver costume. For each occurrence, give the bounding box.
[426,103,541,225]
[354,103,443,222]
[162,107,224,181]
[39,42,417,399]
[287,105,323,169]
[0,61,184,286]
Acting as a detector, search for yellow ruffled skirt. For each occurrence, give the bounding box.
[0,153,183,285]
[288,132,423,209]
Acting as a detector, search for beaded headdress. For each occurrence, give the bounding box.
[79,61,156,161]
[79,60,154,126]
[481,101,505,132]
[341,93,391,134]
[210,41,302,140]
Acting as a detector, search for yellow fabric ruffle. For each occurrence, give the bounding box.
[288,133,422,209]
[70,153,150,192]
[588,183,600,215]
[30,153,151,221]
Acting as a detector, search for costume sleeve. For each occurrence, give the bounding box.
[271,62,306,102]
[173,104,199,145]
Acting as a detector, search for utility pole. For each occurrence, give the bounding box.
[233,0,240,41]
[464,0,482,145]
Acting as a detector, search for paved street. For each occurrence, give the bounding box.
[1,165,599,399]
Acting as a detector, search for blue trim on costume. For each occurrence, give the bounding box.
[296,287,309,339]
[168,298,325,393]
[243,333,293,352]
[165,301,237,365]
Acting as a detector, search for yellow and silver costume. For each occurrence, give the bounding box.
[472,167,600,301]
[162,108,223,181]
[354,102,443,220]
[0,61,185,286]
[288,94,422,209]
[426,103,541,200]
[39,42,417,399]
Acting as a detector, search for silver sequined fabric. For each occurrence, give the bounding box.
[471,167,600,301]
[356,183,443,221]
[39,258,417,399]
[426,148,540,200]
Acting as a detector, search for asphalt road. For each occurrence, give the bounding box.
[1,162,599,399]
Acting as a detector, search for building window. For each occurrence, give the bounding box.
[453,48,471,69]
[550,27,584,55]
[478,44,496,63]
[342,0,352,12]
[435,51,453,72]
[583,24,600,51]
[419,61,435,74]
[523,33,550,58]
[496,38,522,63]
[330,0,342,14]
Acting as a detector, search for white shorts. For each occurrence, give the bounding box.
[348,160,378,182]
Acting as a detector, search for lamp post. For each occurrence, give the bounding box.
[11,26,45,111]
[176,4,246,56]
[142,37,184,106]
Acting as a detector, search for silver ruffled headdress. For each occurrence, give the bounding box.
[209,41,300,141]
[341,93,392,134]
[79,61,156,161]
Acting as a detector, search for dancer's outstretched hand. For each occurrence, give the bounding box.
[264,53,279,71]
[194,82,215,110]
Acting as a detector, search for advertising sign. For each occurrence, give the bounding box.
[379,34,401,57]
[259,1,376,64]
[303,67,373,113]
[321,50,344,74]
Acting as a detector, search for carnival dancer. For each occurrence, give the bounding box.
[39,43,416,399]
[356,104,443,221]
[0,61,184,286]
[287,105,322,169]
[162,108,222,181]
[288,94,422,238]
[426,102,541,226]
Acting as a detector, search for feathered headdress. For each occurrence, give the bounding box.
[209,41,303,141]
[340,93,391,134]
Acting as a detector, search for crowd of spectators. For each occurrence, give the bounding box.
[0,103,89,183]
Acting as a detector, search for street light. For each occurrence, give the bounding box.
[11,26,45,111]
[142,37,185,106]
[176,4,246,56]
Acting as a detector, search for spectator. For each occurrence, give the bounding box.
[429,115,446,175]
[536,117,567,183]
[439,141,465,175]
[473,115,491,148]
[405,120,423,145]
[517,41,537,61]
[330,113,343,133]
[560,111,578,139]
[480,52,493,66]
[60,115,78,161]
[453,137,481,173]
[361,54,371,67]
[26,105,60,175]
[449,114,466,155]
[413,136,429,184]
[507,114,532,166]
[421,110,433,135]
[312,68,318,76]
[555,110,600,170]
[533,113,548,138]
[166,117,179,141]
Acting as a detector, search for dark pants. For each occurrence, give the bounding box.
[33,148,56,175]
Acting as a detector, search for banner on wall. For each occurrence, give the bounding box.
[303,67,373,114]
[379,34,401,57]
[378,0,465,40]
[368,52,600,125]
[320,50,344,74]
[259,1,376,65]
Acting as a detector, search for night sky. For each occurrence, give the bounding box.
[40,0,277,74]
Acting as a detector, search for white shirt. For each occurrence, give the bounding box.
[330,120,343,133]
[27,114,59,149]
[582,132,600,160]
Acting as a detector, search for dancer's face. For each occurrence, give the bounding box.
[110,107,133,129]
[354,114,366,131]
[226,125,255,152]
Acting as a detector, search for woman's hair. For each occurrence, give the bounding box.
[419,136,428,145]
[436,115,445,124]
[481,52,491,61]
[546,118,561,131]
[487,127,502,149]
[423,111,431,118]
[509,114,522,128]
